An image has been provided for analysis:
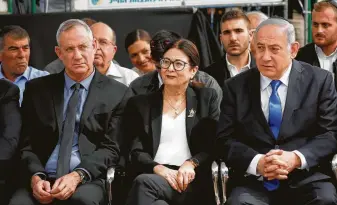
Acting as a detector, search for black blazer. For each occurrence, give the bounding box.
[0,80,21,180]
[216,60,337,187]
[204,54,256,88]
[296,43,337,89]
[125,86,220,174]
[19,70,132,182]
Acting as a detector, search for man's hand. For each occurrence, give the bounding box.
[265,150,301,173]
[31,175,53,204]
[177,161,196,191]
[50,171,81,200]
[153,165,182,193]
[257,150,288,180]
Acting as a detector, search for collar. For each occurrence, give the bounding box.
[64,69,95,91]
[315,44,337,58]
[226,52,251,70]
[0,63,31,81]
[158,71,163,88]
[260,62,292,91]
[106,61,123,78]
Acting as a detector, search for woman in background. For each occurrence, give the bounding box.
[125,29,156,76]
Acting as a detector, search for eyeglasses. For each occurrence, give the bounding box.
[97,39,114,49]
[160,58,189,71]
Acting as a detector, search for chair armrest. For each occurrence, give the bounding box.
[106,167,116,205]
[220,162,229,204]
[331,154,337,179]
[211,161,220,205]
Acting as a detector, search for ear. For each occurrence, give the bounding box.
[92,38,98,52]
[290,41,300,59]
[191,66,199,77]
[248,29,254,43]
[55,46,62,60]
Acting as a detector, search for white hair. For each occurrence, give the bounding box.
[56,19,93,46]
[255,18,296,49]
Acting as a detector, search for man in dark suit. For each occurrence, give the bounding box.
[204,9,256,88]
[296,1,337,89]
[0,80,21,204]
[9,19,131,205]
[216,18,337,205]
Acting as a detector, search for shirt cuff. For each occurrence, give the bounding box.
[74,168,92,182]
[246,154,263,176]
[33,172,47,180]
[293,150,308,170]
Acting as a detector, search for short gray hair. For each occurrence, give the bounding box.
[56,19,93,46]
[255,18,296,47]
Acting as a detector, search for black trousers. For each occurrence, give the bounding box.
[227,179,337,205]
[8,179,106,205]
[125,173,212,205]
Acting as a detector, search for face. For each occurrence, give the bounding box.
[91,23,117,73]
[55,26,97,80]
[220,18,252,56]
[312,7,337,48]
[255,25,299,80]
[128,40,155,73]
[160,48,198,87]
[0,36,30,76]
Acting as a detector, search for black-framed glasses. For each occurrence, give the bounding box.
[160,58,189,71]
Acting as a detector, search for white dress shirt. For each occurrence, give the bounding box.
[315,45,337,73]
[246,62,308,176]
[226,53,251,77]
[106,62,139,86]
[154,110,192,166]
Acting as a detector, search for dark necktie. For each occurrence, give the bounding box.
[56,83,81,178]
[264,80,282,191]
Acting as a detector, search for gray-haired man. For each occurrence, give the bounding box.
[216,18,337,205]
[9,19,131,205]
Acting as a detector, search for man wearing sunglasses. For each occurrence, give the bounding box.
[296,0,337,89]
[204,9,256,88]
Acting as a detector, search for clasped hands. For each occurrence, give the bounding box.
[154,161,196,193]
[257,149,301,180]
[30,171,81,204]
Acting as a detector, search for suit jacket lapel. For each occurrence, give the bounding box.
[51,72,65,137]
[185,86,197,141]
[248,69,275,144]
[279,60,306,140]
[79,71,104,133]
[151,90,163,156]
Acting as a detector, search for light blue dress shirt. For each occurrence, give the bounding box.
[0,64,49,105]
[45,71,95,178]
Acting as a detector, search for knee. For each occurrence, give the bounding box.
[67,194,94,205]
[315,193,337,205]
[227,193,257,205]
[133,174,154,187]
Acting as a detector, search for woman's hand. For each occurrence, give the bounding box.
[177,161,196,191]
[154,165,182,193]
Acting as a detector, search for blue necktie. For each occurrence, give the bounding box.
[264,80,282,191]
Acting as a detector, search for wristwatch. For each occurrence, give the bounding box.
[187,158,200,168]
[75,170,87,184]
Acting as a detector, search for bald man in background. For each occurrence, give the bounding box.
[91,22,139,86]
[246,11,268,54]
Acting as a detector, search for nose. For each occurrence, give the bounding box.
[317,25,324,33]
[139,54,145,63]
[73,48,82,60]
[229,32,237,41]
[167,62,175,71]
[262,49,271,62]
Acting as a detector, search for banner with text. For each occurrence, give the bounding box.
[184,0,283,6]
[89,0,183,9]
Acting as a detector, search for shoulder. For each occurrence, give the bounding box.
[297,43,316,59]
[294,60,331,81]
[204,56,226,74]
[0,80,19,99]
[29,66,50,79]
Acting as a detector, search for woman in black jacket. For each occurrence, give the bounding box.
[124,39,219,205]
